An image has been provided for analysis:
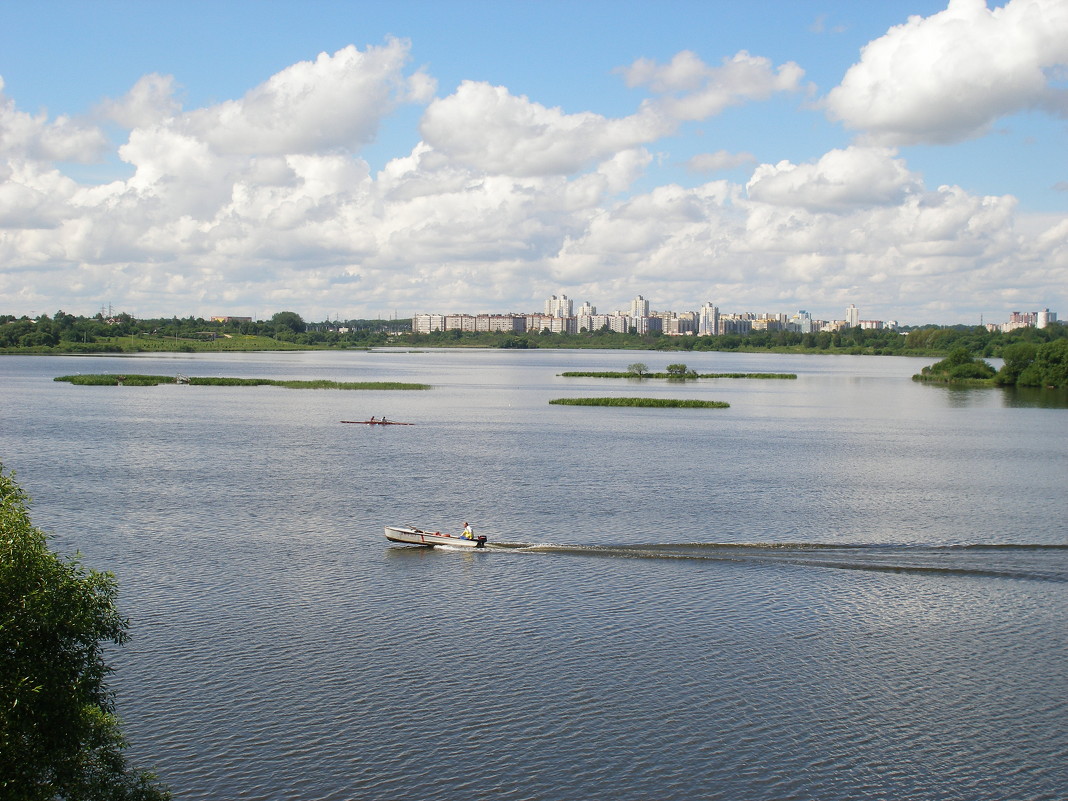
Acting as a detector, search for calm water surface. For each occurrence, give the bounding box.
[1,349,1066,800]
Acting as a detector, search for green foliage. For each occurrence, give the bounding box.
[270,311,306,335]
[0,465,170,800]
[914,347,997,384]
[1021,339,1068,388]
[3,311,1066,358]
[665,363,696,377]
[54,375,430,390]
[549,397,729,408]
[697,373,797,379]
[1,312,407,353]
[626,362,649,377]
[995,342,1038,386]
[992,339,1068,388]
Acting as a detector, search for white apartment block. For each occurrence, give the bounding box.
[630,295,650,318]
[698,303,719,336]
[545,294,573,318]
[476,314,526,333]
[412,313,446,333]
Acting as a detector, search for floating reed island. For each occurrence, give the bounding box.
[54,374,431,390]
[549,397,729,408]
[559,371,796,379]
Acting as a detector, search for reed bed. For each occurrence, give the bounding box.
[549,397,729,408]
[559,371,795,379]
[54,374,430,390]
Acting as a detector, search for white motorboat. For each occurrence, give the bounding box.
[384,525,488,549]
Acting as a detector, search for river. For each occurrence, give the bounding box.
[2,349,1065,800]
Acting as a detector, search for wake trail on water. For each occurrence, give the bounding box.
[486,541,1068,583]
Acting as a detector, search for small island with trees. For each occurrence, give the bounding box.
[560,362,795,380]
[913,340,1068,389]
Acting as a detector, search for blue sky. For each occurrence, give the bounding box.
[1,0,1065,325]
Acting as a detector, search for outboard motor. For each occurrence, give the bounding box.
[475,535,488,549]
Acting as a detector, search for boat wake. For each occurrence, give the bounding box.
[487,542,1068,583]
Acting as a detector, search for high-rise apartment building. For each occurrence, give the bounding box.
[846,304,860,327]
[698,303,719,336]
[545,294,573,318]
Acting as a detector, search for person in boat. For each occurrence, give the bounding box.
[461,522,474,540]
[370,416,376,422]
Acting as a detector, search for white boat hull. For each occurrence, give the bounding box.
[384,525,487,548]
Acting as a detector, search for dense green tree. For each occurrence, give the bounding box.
[627,362,649,377]
[917,347,997,381]
[0,465,169,801]
[995,342,1038,386]
[1020,339,1068,388]
[270,311,306,335]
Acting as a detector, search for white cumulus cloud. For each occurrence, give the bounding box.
[620,50,807,121]
[825,0,1068,144]
[185,38,434,156]
[746,147,924,211]
[0,77,108,162]
[419,81,669,177]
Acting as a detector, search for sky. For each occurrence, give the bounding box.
[1,0,1066,326]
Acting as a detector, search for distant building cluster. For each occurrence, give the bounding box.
[989,309,1058,333]
[413,297,899,336]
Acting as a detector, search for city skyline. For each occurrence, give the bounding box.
[412,295,1057,335]
[1,1,1066,325]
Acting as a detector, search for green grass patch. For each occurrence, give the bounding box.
[559,371,795,379]
[54,374,430,390]
[550,397,729,408]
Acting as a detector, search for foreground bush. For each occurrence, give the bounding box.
[1,464,170,800]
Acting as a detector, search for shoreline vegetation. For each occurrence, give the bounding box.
[911,342,1068,389]
[549,397,730,408]
[2,310,1066,362]
[53,374,430,390]
[3,310,1065,389]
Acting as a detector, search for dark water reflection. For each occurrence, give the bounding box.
[1,350,1066,800]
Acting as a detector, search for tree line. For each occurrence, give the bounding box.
[410,321,1067,357]
[3,310,1065,359]
[0,311,405,351]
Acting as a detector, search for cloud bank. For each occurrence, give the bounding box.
[1,5,1066,324]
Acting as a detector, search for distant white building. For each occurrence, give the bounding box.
[412,313,445,333]
[698,303,719,336]
[545,294,573,318]
[630,295,650,318]
[845,304,860,327]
